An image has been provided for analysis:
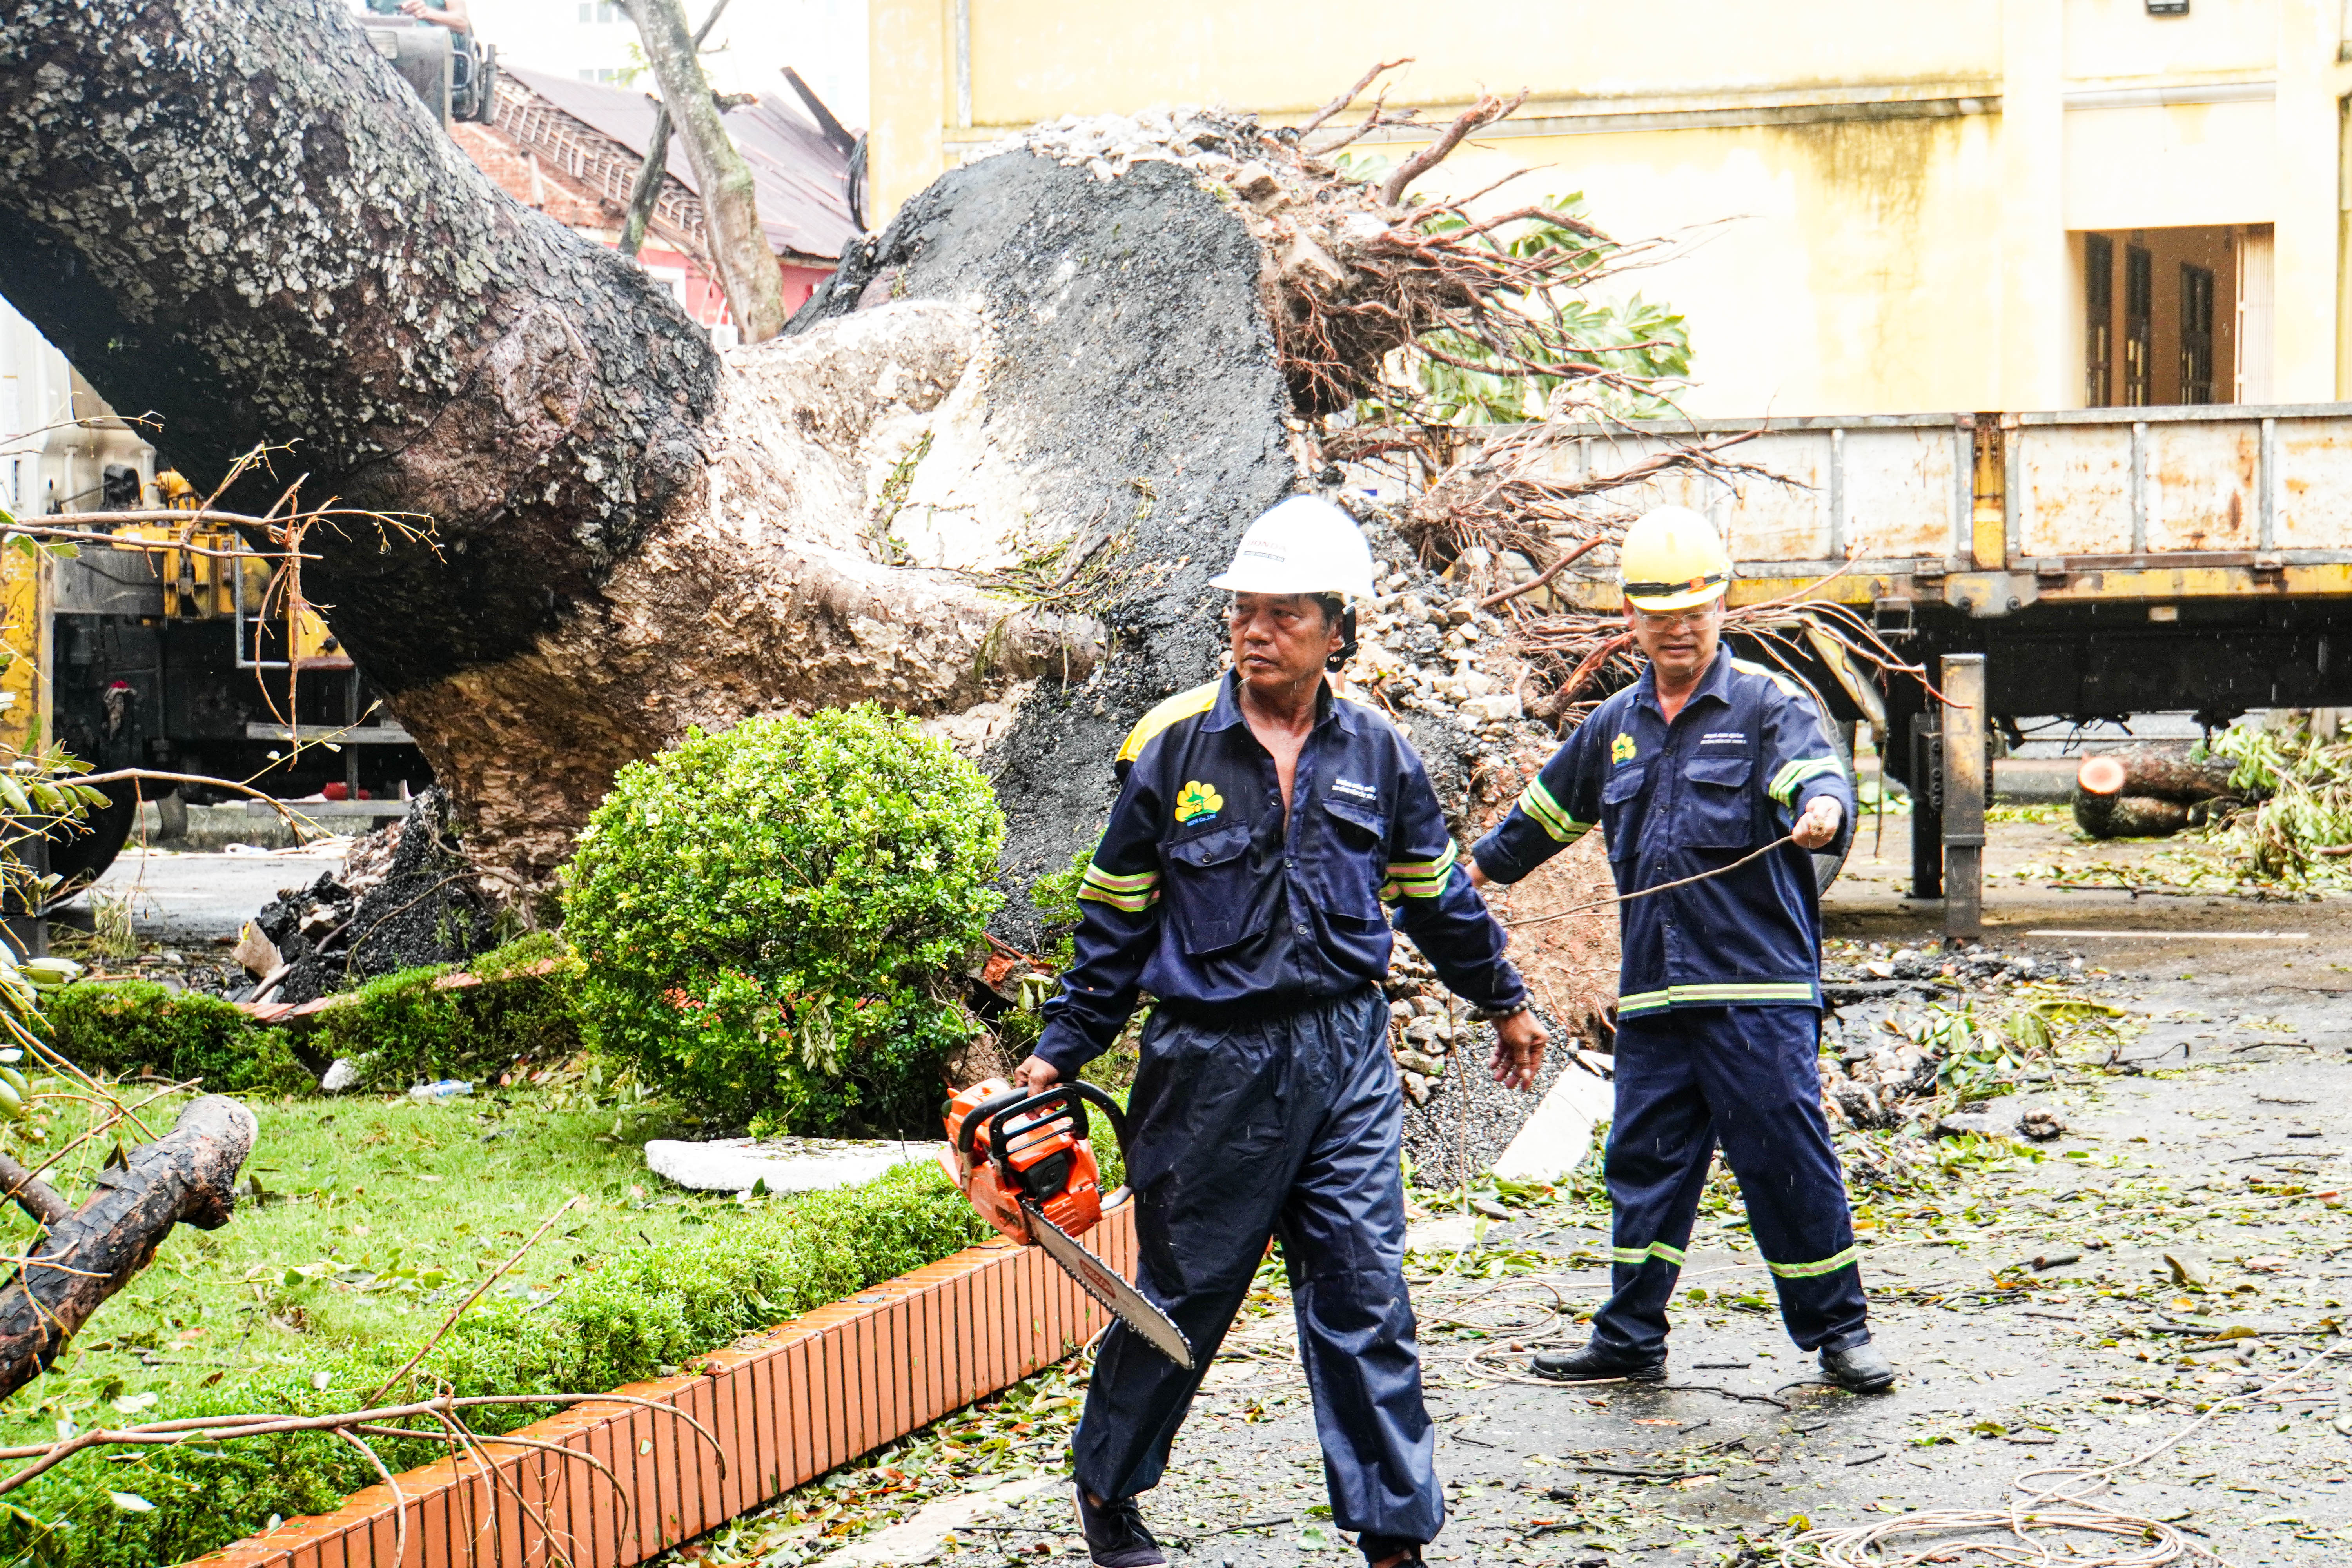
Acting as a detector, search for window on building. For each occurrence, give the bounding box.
[2084,233,2113,407]
[577,2,621,20]
[2180,262,2215,405]
[578,67,624,83]
[2123,244,2153,406]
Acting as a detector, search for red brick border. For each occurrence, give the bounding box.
[187,1206,1132,1567]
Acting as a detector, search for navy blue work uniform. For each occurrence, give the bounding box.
[1472,649,1872,1357]
[1038,671,1526,1549]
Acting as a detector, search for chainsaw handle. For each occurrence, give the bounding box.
[955,1080,1128,1163]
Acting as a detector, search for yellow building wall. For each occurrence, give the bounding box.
[869,0,2352,415]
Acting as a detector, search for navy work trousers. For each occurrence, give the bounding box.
[1592,1005,1871,1357]
[1072,987,1442,1545]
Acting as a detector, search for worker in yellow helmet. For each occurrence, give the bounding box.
[1468,505,1896,1394]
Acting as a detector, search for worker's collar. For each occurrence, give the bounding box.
[1634,645,1735,719]
[1206,668,1352,735]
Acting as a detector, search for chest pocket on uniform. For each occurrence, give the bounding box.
[1600,763,1649,866]
[1162,822,1261,954]
[1679,753,1757,851]
[1315,797,1387,920]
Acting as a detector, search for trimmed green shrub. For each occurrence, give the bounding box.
[6,1162,988,1567]
[562,708,1005,1134]
[39,983,312,1096]
[311,933,586,1090]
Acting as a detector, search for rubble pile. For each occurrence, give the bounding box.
[1381,938,1457,1106]
[240,788,496,1005]
[1815,942,2086,1134]
[1333,527,1563,816]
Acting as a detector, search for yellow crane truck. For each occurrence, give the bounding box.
[0,473,425,890]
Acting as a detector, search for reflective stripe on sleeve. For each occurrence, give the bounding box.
[1078,862,1161,913]
[1519,777,1595,844]
[1769,756,1844,803]
[1766,1244,1860,1279]
[1383,840,1458,900]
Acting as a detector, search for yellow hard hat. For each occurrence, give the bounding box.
[1620,505,1731,612]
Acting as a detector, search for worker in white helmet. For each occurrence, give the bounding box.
[1468,505,1896,1394]
[1020,494,1546,1568]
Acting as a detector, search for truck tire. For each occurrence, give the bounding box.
[45,780,140,900]
[1810,720,1858,898]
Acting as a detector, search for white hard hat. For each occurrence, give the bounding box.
[1209,495,1378,603]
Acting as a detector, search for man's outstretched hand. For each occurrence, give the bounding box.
[1792,795,1843,850]
[1490,1009,1548,1091]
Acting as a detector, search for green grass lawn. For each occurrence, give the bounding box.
[0,1069,988,1566]
[32,1076,679,1394]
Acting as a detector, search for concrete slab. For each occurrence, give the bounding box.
[1491,1058,1613,1183]
[643,1134,946,1194]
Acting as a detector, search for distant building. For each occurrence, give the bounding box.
[465,0,869,125]
[866,0,2351,417]
[457,65,860,332]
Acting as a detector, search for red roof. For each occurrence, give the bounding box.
[501,66,857,263]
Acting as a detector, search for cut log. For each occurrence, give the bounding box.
[0,1096,257,1400]
[2072,791,2192,840]
[2075,754,2237,804]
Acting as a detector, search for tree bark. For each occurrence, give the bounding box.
[617,102,673,260]
[2075,753,2238,805]
[617,0,731,261]
[0,13,1490,909]
[618,0,785,342]
[0,1096,257,1400]
[2072,792,2193,840]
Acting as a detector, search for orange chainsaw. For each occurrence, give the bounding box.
[940,1078,1193,1369]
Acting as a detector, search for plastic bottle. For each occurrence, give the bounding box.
[408,1079,474,1101]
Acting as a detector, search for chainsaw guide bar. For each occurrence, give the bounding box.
[1027,1200,1194,1370]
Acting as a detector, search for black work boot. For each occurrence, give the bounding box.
[1075,1488,1166,1567]
[1359,1533,1426,1566]
[1530,1341,1668,1383]
[1820,1340,1897,1393]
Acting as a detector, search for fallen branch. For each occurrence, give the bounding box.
[0,1153,66,1228]
[0,1096,256,1400]
[1479,533,1607,611]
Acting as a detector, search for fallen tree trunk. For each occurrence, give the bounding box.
[0,17,1633,915]
[2073,753,2241,839]
[0,0,1102,885]
[2072,792,2194,840]
[0,1096,257,1400]
[2076,754,2238,805]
